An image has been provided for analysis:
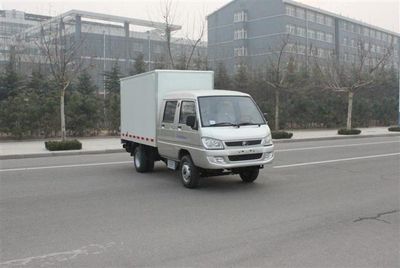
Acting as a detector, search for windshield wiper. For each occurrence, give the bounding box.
[209,122,238,127]
[237,122,261,127]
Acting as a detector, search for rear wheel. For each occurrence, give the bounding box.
[133,145,154,173]
[239,167,259,183]
[180,155,200,189]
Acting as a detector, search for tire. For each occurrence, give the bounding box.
[134,145,150,173]
[146,149,155,172]
[239,167,259,183]
[180,155,200,189]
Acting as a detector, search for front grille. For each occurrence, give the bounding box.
[228,153,263,161]
[225,140,261,147]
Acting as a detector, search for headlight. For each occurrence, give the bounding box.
[201,137,224,150]
[261,134,272,146]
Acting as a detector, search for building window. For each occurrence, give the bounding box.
[234,11,247,23]
[376,31,381,40]
[307,29,315,39]
[296,27,306,37]
[341,21,347,29]
[393,37,397,44]
[382,33,388,42]
[234,46,247,57]
[316,14,324,24]
[286,24,296,35]
[363,27,369,37]
[371,44,376,53]
[317,48,324,58]
[298,44,306,55]
[343,37,348,45]
[153,44,162,53]
[325,33,333,43]
[296,8,305,19]
[370,29,376,39]
[349,23,354,32]
[133,42,143,52]
[307,11,315,22]
[351,39,356,47]
[316,31,325,41]
[286,5,296,17]
[234,29,247,40]
[325,17,333,27]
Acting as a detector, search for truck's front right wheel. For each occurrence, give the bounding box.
[134,145,153,173]
[180,155,200,189]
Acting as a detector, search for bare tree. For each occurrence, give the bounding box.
[34,18,86,140]
[315,38,393,130]
[160,0,206,70]
[265,35,300,130]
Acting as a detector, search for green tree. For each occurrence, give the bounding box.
[214,62,231,90]
[27,70,59,137]
[104,63,121,133]
[0,54,23,101]
[66,71,101,136]
[134,53,147,74]
[233,64,249,92]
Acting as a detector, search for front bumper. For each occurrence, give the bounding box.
[193,144,274,170]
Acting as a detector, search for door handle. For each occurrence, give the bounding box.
[177,126,182,131]
[161,124,165,129]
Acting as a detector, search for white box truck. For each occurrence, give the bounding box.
[121,70,274,188]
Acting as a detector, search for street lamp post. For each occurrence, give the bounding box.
[147,30,151,71]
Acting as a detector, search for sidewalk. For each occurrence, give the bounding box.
[1,127,399,160]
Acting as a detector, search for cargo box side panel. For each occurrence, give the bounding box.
[121,73,156,146]
[156,71,214,107]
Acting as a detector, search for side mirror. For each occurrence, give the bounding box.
[186,115,196,129]
[263,113,268,121]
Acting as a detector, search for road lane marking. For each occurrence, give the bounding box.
[0,161,132,172]
[0,242,116,266]
[275,140,400,152]
[273,152,400,169]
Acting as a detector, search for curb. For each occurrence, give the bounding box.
[1,133,399,160]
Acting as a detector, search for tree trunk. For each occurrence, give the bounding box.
[346,91,354,130]
[275,89,280,131]
[60,88,66,141]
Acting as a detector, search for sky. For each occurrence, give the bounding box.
[1,0,399,39]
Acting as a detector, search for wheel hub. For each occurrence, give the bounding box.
[182,164,191,183]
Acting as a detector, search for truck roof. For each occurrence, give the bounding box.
[163,90,249,100]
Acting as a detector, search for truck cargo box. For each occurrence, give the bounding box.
[120,70,214,147]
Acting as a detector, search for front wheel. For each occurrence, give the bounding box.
[239,167,259,183]
[180,155,200,189]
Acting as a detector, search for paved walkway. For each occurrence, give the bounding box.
[1,127,398,159]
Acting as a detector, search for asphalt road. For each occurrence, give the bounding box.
[1,136,399,267]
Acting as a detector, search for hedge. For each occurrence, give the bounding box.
[337,128,361,135]
[272,131,293,139]
[388,126,400,132]
[45,139,82,151]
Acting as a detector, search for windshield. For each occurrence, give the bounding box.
[198,96,265,127]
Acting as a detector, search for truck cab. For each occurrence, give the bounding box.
[155,90,274,188]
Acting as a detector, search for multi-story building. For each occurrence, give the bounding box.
[0,9,207,91]
[207,0,400,74]
[0,10,50,63]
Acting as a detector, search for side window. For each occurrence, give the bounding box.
[163,101,177,123]
[179,101,196,124]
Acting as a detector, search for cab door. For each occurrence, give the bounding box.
[176,100,201,150]
[157,100,179,159]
